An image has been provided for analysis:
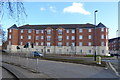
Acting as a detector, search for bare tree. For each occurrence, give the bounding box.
[0,0,27,47]
[0,0,27,23]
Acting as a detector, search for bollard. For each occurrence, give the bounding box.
[97,56,101,64]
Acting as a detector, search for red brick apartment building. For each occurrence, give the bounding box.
[7,22,109,55]
[109,37,120,54]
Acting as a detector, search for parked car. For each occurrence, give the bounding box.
[32,51,44,57]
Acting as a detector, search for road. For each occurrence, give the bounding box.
[2,55,119,78]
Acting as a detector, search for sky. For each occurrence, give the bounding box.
[1,2,118,39]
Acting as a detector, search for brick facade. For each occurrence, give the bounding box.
[7,23,109,55]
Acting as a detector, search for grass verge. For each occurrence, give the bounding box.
[39,57,107,67]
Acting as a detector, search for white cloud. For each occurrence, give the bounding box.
[63,2,91,15]
[40,7,46,11]
[49,6,56,13]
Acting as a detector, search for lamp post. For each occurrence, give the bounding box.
[94,10,98,61]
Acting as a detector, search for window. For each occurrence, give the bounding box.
[79,42,82,46]
[79,29,82,33]
[9,35,11,39]
[41,30,44,33]
[88,42,92,46]
[101,28,104,32]
[28,29,32,33]
[79,35,83,39]
[72,30,75,33]
[36,30,39,34]
[89,50,91,53]
[47,30,51,34]
[88,35,92,39]
[72,36,75,40]
[47,36,51,41]
[102,50,104,53]
[71,42,75,46]
[58,29,62,34]
[58,42,62,46]
[36,42,39,46]
[41,36,44,39]
[41,49,43,52]
[36,36,39,40]
[66,42,69,46]
[47,49,50,52]
[88,29,92,32]
[58,36,62,41]
[41,42,44,46]
[66,30,69,33]
[66,36,69,40]
[101,42,104,46]
[28,35,31,39]
[9,29,12,32]
[20,36,23,39]
[47,42,51,46]
[20,42,23,45]
[21,30,23,33]
[101,34,104,39]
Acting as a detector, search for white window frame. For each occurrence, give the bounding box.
[9,29,12,32]
[36,36,39,40]
[47,36,51,41]
[28,35,31,39]
[58,42,62,46]
[88,42,92,46]
[101,28,104,32]
[9,35,12,39]
[101,42,104,46]
[41,36,44,39]
[72,30,75,33]
[36,42,39,46]
[47,30,51,34]
[66,42,69,46]
[21,30,23,33]
[71,42,75,46]
[88,29,92,32]
[79,29,82,33]
[101,34,104,39]
[79,42,82,46]
[36,30,39,34]
[66,30,69,33]
[66,36,69,40]
[41,30,44,33]
[72,36,75,40]
[28,29,32,33]
[47,42,51,46]
[88,35,92,39]
[79,35,83,39]
[20,36,23,39]
[58,29,62,34]
[41,42,44,46]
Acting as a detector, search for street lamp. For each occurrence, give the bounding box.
[94,10,98,61]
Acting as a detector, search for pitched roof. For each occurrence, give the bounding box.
[18,23,95,30]
[8,24,18,29]
[96,22,106,28]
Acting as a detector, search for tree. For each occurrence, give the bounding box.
[0,0,27,48]
[0,0,27,23]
